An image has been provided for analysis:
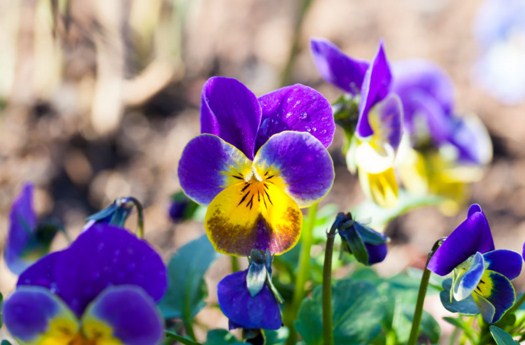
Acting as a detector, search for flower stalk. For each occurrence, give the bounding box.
[407,238,445,345]
[286,202,319,345]
[322,213,347,345]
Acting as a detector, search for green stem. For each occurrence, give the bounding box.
[407,238,445,345]
[230,256,240,273]
[285,202,319,345]
[322,218,340,345]
[507,292,525,316]
[127,196,145,238]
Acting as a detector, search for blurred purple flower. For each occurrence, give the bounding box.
[178,77,335,256]
[4,183,59,275]
[428,204,522,323]
[3,224,167,344]
[473,0,525,104]
[392,60,492,166]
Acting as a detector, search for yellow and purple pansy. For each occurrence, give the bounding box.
[178,77,335,256]
[4,183,59,275]
[428,204,523,323]
[391,61,492,214]
[3,224,167,344]
[310,39,403,208]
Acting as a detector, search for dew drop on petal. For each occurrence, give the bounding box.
[299,112,308,120]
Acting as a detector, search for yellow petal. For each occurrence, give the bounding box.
[359,166,399,208]
[205,178,302,256]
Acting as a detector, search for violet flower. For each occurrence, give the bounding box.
[217,250,282,330]
[428,204,522,323]
[391,60,492,214]
[4,183,59,275]
[3,224,167,344]
[311,39,403,208]
[178,77,335,256]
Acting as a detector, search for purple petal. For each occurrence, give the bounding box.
[3,286,78,343]
[375,93,403,151]
[473,270,516,323]
[200,77,261,159]
[5,183,37,274]
[447,116,493,165]
[310,38,369,94]
[365,243,388,265]
[483,249,523,280]
[18,251,64,288]
[217,270,282,330]
[178,134,252,205]
[18,224,167,316]
[256,84,335,150]
[392,60,454,129]
[428,204,495,276]
[254,131,334,207]
[82,286,163,345]
[357,42,393,138]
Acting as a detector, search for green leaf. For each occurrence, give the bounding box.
[1,341,12,345]
[165,330,201,345]
[490,326,519,345]
[159,235,219,321]
[264,328,289,345]
[295,279,385,345]
[440,278,479,315]
[204,329,247,345]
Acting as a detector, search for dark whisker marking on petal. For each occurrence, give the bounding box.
[479,280,485,285]
[266,175,275,180]
[238,191,250,206]
[232,174,244,180]
[264,184,269,190]
[257,191,260,202]
[247,194,255,210]
[264,189,273,205]
[241,183,250,192]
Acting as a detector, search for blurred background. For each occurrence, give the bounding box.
[1,0,525,336]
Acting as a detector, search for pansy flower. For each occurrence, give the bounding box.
[3,224,167,344]
[428,204,523,323]
[311,39,403,208]
[178,77,335,256]
[4,183,60,275]
[391,60,492,214]
[217,250,282,330]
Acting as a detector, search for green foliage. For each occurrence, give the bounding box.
[440,278,479,315]
[0,292,3,328]
[1,341,12,345]
[204,330,247,345]
[159,235,219,323]
[295,279,385,345]
[165,330,200,345]
[490,326,519,345]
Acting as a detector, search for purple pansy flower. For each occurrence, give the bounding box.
[178,77,335,256]
[392,60,492,166]
[4,183,59,275]
[218,269,282,330]
[428,204,522,323]
[311,39,403,208]
[3,224,167,344]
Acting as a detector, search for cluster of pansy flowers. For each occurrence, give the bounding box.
[2,184,167,344]
[177,76,337,330]
[310,38,492,214]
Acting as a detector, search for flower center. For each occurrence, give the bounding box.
[231,167,280,211]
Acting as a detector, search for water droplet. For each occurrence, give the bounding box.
[285,112,292,119]
[305,126,312,133]
[320,129,327,135]
[299,112,308,120]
